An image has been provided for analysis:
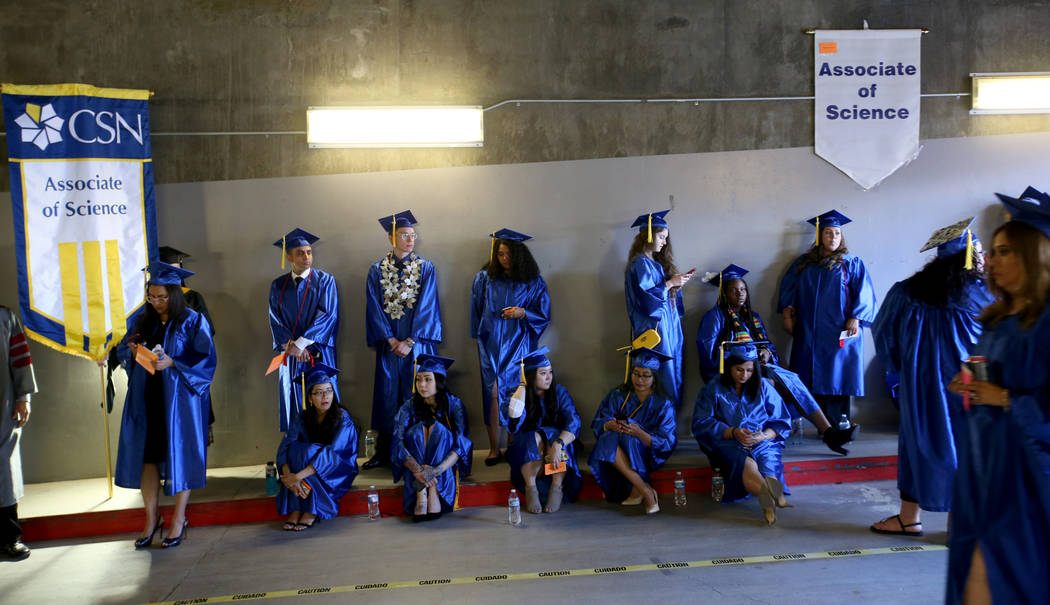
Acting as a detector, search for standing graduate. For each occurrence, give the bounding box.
[589,346,678,514]
[870,219,992,537]
[391,355,472,521]
[269,228,339,432]
[777,210,877,423]
[276,363,358,531]
[115,262,217,549]
[364,211,442,470]
[944,188,1050,604]
[0,305,36,560]
[470,228,551,466]
[625,210,693,409]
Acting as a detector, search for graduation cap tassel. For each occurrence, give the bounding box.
[717,271,723,304]
[814,217,820,247]
[964,229,974,270]
[281,235,286,270]
[391,213,397,247]
[301,373,307,411]
[624,354,631,385]
[412,360,417,394]
[490,232,496,265]
[647,213,653,244]
[719,342,725,375]
[520,357,526,384]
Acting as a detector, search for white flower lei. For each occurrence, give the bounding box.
[379,252,423,320]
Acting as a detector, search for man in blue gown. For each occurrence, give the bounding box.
[364,211,443,469]
[269,228,340,432]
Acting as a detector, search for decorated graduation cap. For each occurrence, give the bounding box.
[919,216,979,269]
[807,209,852,247]
[996,186,1050,240]
[614,329,663,383]
[379,210,418,239]
[293,362,341,393]
[630,209,671,244]
[273,228,320,270]
[144,260,194,286]
[158,245,191,265]
[718,339,770,374]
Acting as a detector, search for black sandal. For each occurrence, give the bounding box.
[870,514,923,536]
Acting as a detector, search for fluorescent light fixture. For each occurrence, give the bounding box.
[306,105,484,148]
[970,72,1050,115]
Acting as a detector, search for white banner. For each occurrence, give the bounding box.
[814,29,921,190]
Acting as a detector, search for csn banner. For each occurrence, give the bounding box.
[814,29,921,190]
[3,83,157,361]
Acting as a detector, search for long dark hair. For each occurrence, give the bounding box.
[796,230,851,272]
[412,374,459,435]
[303,385,347,445]
[132,283,188,338]
[719,357,761,400]
[484,239,541,282]
[524,367,561,426]
[904,251,984,308]
[627,228,681,296]
[980,221,1050,329]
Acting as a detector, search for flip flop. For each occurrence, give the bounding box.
[282,521,298,531]
[870,514,924,537]
[293,517,319,532]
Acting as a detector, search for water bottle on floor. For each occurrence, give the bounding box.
[673,472,687,506]
[265,461,278,496]
[790,417,803,445]
[711,469,725,503]
[838,414,851,431]
[364,430,377,460]
[508,489,522,526]
[367,485,380,520]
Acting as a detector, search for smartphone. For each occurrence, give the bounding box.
[686,268,696,275]
[613,412,628,422]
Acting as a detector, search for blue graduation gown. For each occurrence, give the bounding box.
[269,268,339,431]
[470,272,551,426]
[588,388,677,503]
[777,254,877,396]
[692,379,791,503]
[872,279,991,512]
[115,310,217,495]
[275,408,359,519]
[696,305,781,383]
[625,256,685,407]
[946,306,1050,605]
[504,384,583,503]
[365,254,442,434]
[391,394,473,514]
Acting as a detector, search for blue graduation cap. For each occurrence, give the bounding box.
[490,228,532,242]
[415,354,455,377]
[273,228,320,252]
[378,210,418,236]
[630,209,671,243]
[629,346,672,370]
[144,261,194,286]
[807,210,852,246]
[718,339,771,373]
[293,362,341,392]
[997,186,1050,240]
[521,346,551,372]
[703,264,749,288]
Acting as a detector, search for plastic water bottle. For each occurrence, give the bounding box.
[673,471,687,507]
[265,461,278,496]
[508,489,522,526]
[367,486,380,520]
[364,430,377,460]
[711,469,725,503]
[790,417,803,445]
[838,414,851,431]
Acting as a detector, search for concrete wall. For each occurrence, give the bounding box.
[6,130,1049,482]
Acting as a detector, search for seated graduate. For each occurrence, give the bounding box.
[588,345,677,515]
[276,363,359,531]
[391,354,472,522]
[693,342,792,526]
[503,347,582,514]
[697,264,855,455]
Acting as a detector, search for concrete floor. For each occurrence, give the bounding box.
[5,478,948,605]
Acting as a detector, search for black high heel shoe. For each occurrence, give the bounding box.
[161,520,188,548]
[134,520,164,549]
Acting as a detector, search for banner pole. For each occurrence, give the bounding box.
[99,363,113,500]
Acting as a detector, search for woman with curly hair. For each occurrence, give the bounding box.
[470,229,551,466]
[777,210,877,424]
[625,210,693,408]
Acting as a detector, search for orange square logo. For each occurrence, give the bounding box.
[819,42,838,54]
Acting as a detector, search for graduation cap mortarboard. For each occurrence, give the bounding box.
[630,209,671,244]
[997,186,1050,240]
[807,209,852,246]
[415,354,455,377]
[521,346,551,373]
[629,346,673,370]
[920,217,980,268]
[717,339,771,374]
[703,264,749,290]
[378,210,418,237]
[490,228,532,242]
[273,228,320,270]
[158,246,191,265]
[293,362,341,392]
[144,261,194,286]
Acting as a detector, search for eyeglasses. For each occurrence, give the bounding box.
[147,295,169,302]
[397,233,418,241]
[311,388,335,396]
[631,371,654,379]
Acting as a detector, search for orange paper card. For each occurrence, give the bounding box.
[544,460,566,475]
[266,352,287,376]
[135,346,158,375]
[819,42,838,54]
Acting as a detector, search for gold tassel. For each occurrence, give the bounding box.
[412,358,417,394]
[391,213,397,247]
[719,342,725,374]
[624,354,631,384]
[647,213,653,243]
[301,373,306,411]
[964,229,974,270]
[520,357,526,383]
[717,271,723,303]
[814,217,820,247]
[281,235,286,270]
[490,232,496,264]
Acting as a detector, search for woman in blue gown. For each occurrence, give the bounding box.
[471,228,551,466]
[276,363,359,531]
[870,223,991,537]
[503,347,582,514]
[697,264,854,454]
[588,347,678,514]
[693,342,792,525]
[944,188,1050,604]
[115,262,216,549]
[625,210,694,409]
[391,355,472,522]
[777,210,878,423]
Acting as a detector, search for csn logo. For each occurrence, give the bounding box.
[14,101,146,150]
